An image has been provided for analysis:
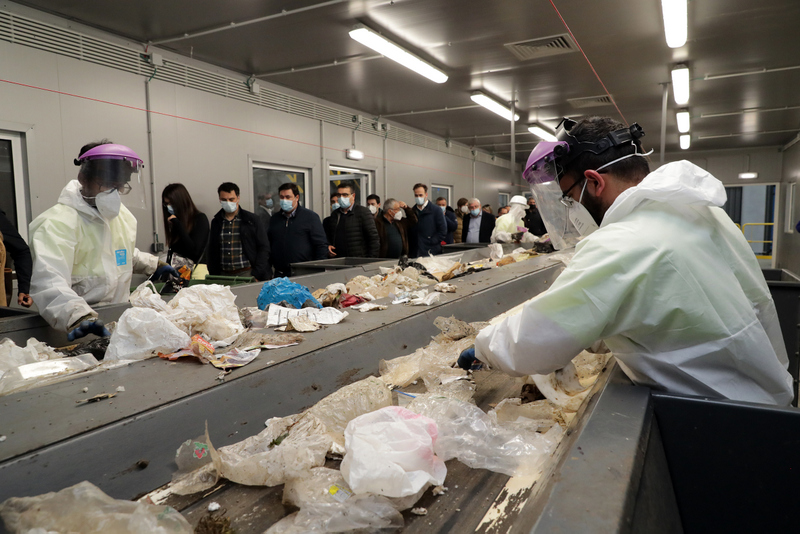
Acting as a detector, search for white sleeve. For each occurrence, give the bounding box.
[133,248,159,275]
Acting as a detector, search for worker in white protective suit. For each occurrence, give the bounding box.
[460,117,793,406]
[29,141,177,341]
[491,195,536,244]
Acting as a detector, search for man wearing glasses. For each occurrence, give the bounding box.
[29,141,176,341]
[461,117,792,406]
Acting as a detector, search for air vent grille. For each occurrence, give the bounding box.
[0,9,508,167]
[568,95,614,109]
[504,34,576,61]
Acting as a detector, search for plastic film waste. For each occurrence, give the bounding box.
[340,406,446,498]
[0,481,192,534]
[105,307,190,361]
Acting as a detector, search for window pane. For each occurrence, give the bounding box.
[0,140,18,232]
[431,185,451,205]
[253,167,306,215]
[329,169,368,206]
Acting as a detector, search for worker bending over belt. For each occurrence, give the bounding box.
[461,116,792,406]
[29,141,177,341]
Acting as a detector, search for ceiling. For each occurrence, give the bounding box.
[15,0,800,163]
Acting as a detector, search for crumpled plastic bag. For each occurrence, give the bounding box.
[129,281,170,313]
[0,480,192,534]
[306,377,393,454]
[488,398,567,432]
[407,396,562,477]
[215,412,330,487]
[170,430,220,496]
[105,307,191,361]
[341,406,447,498]
[167,285,244,345]
[258,277,321,310]
[0,354,99,396]
[488,243,504,260]
[0,338,64,375]
[266,494,403,534]
[414,254,463,281]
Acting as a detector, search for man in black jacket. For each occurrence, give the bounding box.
[435,197,458,244]
[412,183,447,256]
[463,197,495,243]
[326,181,379,258]
[523,196,547,236]
[268,183,328,277]
[208,182,271,281]
[0,210,32,307]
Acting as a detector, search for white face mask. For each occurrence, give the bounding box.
[393,210,403,221]
[415,196,426,206]
[220,200,238,213]
[565,181,599,237]
[368,205,378,215]
[460,205,469,214]
[96,189,121,219]
[338,196,351,209]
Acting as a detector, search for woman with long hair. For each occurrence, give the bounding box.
[162,183,209,266]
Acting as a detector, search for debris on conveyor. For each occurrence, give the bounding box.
[75,392,116,406]
[257,277,322,311]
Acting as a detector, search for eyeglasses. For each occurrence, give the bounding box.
[560,176,585,200]
[99,181,132,195]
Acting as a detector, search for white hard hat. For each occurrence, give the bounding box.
[509,195,528,206]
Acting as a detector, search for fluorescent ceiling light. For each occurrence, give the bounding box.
[676,110,690,133]
[671,65,690,105]
[349,24,448,84]
[679,134,691,150]
[471,92,519,121]
[739,172,758,179]
[528,124,557,141]
[661,0,687,48]
[345,148,364,160]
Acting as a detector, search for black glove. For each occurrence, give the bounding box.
[153,264,180,280]
[68,319,111,342]
[457,347,478,370]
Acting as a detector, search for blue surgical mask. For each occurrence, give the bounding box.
[439,205,446,213]
[265,198,274,208]
[280,199,294,212]
[470,208,481,217]
[220,200,238,213]
[415,196,425,206]
[165,204,174,215]
[331,201,339,211]
[338,196,351,209]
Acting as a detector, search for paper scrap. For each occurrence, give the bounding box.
[408,292,442,306]
[285,315,321,332]
[266,304,348,327]
[208,348,261,370]
[434,283,457,293]
[351,303,388,312]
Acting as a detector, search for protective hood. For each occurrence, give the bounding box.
[59,180,104,221]
[602,160,726,227]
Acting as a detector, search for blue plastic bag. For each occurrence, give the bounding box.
[257,277,322,310]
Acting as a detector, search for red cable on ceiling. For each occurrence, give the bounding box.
[548,0,628,126]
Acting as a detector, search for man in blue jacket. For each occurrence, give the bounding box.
[268,183,329,277]
[412,183,447,256]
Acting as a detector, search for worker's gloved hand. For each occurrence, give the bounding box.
[153,264,180,281]
[68,319,111,342]
[457,346,479,370]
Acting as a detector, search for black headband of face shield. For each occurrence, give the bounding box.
[552,118,645,170]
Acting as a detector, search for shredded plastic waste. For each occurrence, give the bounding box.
[266,493,403,534]
[0,480,192,534]
[0,354,99,396]
[105,307,191,361]
[341,406,447,498]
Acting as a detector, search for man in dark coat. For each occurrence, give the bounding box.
[523,196,547,236]
[326,181,379,258]
[463,197,495,243]
[268,183,329,277]
[375,198,415,258]
[0,210,32,307]
[208,182,271,281]
[412,183,447,256]
[435,197,458,244]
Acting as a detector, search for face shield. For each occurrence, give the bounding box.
[75,143,147,210]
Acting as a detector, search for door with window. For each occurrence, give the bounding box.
[252,163,308,218]
[431,184,452,206]
[329,166,372,209]
[0,131,29,241]
[723,184,776,262]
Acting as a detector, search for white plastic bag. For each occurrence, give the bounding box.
[407,396,562,477]
[166,284,244,344]
[129,281,170,313]
[0,481,192,534]
[0,338,64,374]
[105,307,191,361]
[266,494,403,533]
[0,354,99,396]
[340,406,446,498]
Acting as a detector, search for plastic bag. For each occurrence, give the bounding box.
[414,254,462,281]
[341,406,447,498]
[407,396,562,477]
[167,284,244,344]
[489,398,567,433]
[215,412,330,487]
[0,480,192,534]
[0,354,99,396]
[258,277,321,310]
[306,377,393,454]
[105,307,190,361]
[170,430,219,496]
[129,280,170,313]
[266,494,403,534]
[0,338,64,374]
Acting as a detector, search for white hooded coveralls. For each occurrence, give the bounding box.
[476,161,793,405]
[29,180,158,331]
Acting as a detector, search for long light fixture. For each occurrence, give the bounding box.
[679,134,691,149]
[349,24,448,84]
[676,109,690,133]
[739,172,758,179]
[470,92,519,121]
[528,124,557,141]
[661,0,687,48]
[671,64,690,105]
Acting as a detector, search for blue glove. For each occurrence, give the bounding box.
[68,319,111,342]
[153,265,180,280]
[457,346,478,370]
